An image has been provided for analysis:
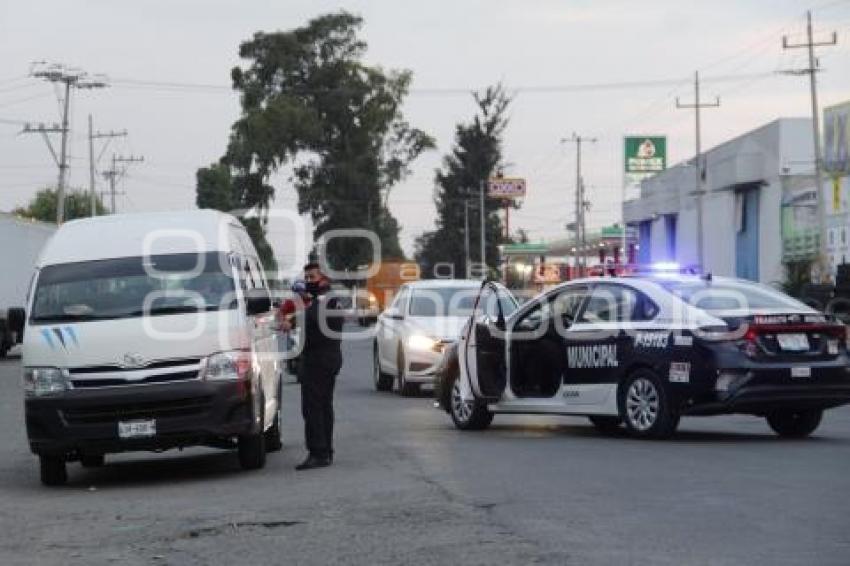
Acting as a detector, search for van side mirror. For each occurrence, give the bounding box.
[245,290,271,315]
[8,307,25,341]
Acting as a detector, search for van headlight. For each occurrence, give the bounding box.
[23,367,67,397]
[201,350,251,381]
[408,334,439,352]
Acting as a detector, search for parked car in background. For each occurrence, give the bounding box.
[374,279,517,396]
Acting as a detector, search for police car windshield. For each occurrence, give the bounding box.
[656,278,810,313]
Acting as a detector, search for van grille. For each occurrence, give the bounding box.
[68,358,203,389]
[62,396,213,425]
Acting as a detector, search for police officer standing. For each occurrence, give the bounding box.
[288,261,344,470]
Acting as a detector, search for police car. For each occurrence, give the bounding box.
[435,272,850,439]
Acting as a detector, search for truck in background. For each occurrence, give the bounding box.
[0,213,56,358]
[355,260,420,326]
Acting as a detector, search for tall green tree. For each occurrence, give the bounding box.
[415,85,514,278]
[14,188,106,223]
[198,11,433,271]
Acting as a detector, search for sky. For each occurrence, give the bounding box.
[2,0,850,274]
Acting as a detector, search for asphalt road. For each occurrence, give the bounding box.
[1,332,849,566]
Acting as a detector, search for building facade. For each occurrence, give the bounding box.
[624,118,815,284]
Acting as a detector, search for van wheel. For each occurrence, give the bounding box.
[40,456,67,486]
[766,409,822,438]
[373,346,393,392]
[619,369,679,439]
[450,377,493,430]
[588,416,622,434]
[80,454,105,468]
[264,387,283,453]
[397,350,419,397]
[238,402,267,470]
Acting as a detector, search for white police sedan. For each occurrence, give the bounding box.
[435,273,850,438]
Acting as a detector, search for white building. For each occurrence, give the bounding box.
[624,118,815,284]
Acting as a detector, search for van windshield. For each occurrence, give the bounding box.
[30,252,237,323]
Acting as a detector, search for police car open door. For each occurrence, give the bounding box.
[465,282,510,401]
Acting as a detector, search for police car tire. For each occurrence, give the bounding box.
[619,369,679,439]
[238,400,267,470]
[766,409,823,438]
[373,346,393,392]
[449,377,494,431]
[39,455,67,486]
[588,416,622,434]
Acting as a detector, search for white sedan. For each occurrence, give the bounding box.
[373,280,516,396]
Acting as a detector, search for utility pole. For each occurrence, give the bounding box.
[26,63,108,224]
[479,180,486,279]
[782,11,837,282]
[676,71,720,271]
[103,154,144,214]
[87,117,127,217]
[562,134,596,276]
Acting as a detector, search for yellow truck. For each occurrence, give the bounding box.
[356,261,420,326]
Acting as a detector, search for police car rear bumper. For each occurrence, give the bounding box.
[684,364,850,415]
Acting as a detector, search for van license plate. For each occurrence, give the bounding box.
[118,420,156,439]
[777,333,809,352]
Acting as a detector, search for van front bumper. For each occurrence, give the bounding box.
[25,379,256,457]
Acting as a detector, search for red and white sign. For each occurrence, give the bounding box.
[487,177,526,199]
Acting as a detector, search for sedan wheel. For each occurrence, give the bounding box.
[626,377,659,432]
[620,370,679,439]
[373,346,393,392]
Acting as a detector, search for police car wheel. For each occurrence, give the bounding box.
[620,370,679,439]
[450,377,493,430]
[39,455,67,486]
[587,416,622,434]
[766,409,823,438]
[373,346,393,392]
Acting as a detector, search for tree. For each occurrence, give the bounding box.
[14,188,106,223]
[199,11,433,271]
[415,85,514,278]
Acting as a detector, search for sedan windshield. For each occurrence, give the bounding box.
[408,287,479,317]
[656,278,811,313]
[30,252,237,323]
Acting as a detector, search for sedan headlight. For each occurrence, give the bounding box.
[23,367,67,397]
[202,350,251,381]
[408,334,439,352]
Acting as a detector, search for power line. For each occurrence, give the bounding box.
[108,71,780,97]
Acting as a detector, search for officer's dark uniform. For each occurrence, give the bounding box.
[298,293,344,461]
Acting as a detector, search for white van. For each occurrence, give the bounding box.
[22,210,282,485]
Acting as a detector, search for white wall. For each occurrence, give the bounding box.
[675,205,698,267]
[0,216,55,308]
[758,179,785,284]
[701,191,736,277]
